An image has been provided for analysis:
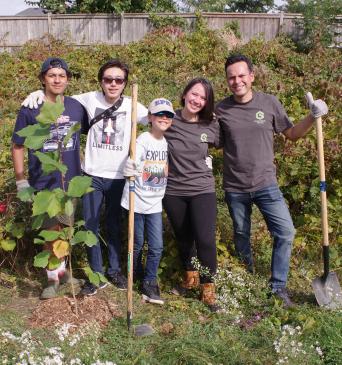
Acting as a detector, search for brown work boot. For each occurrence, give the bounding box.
[171,271,200,296]
[200,283,222,313]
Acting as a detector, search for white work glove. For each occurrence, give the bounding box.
[123,158,142,177]
[16,179,30,193]
[205,155,213,170]
[21,90,45,109]
[305,92,328,118]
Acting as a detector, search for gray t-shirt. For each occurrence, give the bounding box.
[164,110,220,196]
[216,91,293,192]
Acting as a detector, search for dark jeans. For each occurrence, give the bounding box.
[134,212,163,282]
[82,175,125,276]
[225,184,295,289]
[163,193,217,283]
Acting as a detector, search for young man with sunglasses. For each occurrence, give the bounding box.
[22,59,148,296]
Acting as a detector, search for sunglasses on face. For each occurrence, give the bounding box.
[152,111,174,118]
[102,77,126,85]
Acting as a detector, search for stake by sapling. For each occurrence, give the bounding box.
[15,96,107,309]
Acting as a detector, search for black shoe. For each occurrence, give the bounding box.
[142,280,164,305]
[271,288,295,308]
[108,272,127,290]
[80,280,108,296]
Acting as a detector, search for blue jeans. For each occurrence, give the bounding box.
[82,175,125,276]
[225,184,295,289]
[134,212,163,282]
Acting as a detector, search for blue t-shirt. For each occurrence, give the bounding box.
[12,97,88,190]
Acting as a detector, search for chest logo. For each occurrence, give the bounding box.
[254,111,266,124]
[200,133,208,142]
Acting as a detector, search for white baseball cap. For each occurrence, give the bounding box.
[148,98,175,117]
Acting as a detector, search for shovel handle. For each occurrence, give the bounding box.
[127,83,138,329]
[315,116,329,277]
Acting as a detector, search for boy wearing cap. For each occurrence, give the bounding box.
[12,57,88,299]
[121,98,174,305]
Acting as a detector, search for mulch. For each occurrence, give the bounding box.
[29,295,122,329]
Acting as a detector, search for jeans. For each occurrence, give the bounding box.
[225,184,295,289]
[134,212,163,282]
[82,175,125,276]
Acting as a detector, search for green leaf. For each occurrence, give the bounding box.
[32,214,45,230]
[16,124,51,150]
[5,222,25,239]
[17,186,35,202]
[64,199,74,217]
[36,98,65,125]
[70,230,97,246]
[39,230,62,241]
[1,239,16,251]
[48,256,61,270]
[32,190,62,218]
[67,176,93,198]
[34,238,45,245]
[33,250,51,268]
[63,122,80,147]
[34,151,67,175]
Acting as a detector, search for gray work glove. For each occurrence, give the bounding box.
[16,179,30,193]
[123,158,142,177]
[305,92,328,118]
[21,90,45,109]
[205,155,213,170]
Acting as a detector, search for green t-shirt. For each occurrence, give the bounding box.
[216,91,293,192]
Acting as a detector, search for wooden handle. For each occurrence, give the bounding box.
[315,116,329,248]
[127,83,138,329]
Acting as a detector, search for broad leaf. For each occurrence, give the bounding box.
[34,238,45,245]
[5,222,25,239]
[35,151,67,175]
[70,230,97,246]
[17,124,51,150]
[17,186,35,202]
[67,176,93,197]
[63,122,80,147]
[61,227,74,240]
[52,239,70,259]
[32,190,62,218]
[32,214,45,230]
[48,256,62,270]
[64,199,74,217]
[1,239,16,252]
[36,98,65,125]
[33,250,51,268]
[39,230,62,241]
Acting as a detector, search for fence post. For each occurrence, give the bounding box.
[47,12,52,35]
[120,12,124,45]
[278,11,284,35]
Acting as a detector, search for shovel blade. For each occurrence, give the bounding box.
[312,272,342,309]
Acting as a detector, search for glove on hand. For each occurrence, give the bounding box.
[123,158,141,177]
[21,90,45,109]
[16,179,30,193]
[306,92,328,118]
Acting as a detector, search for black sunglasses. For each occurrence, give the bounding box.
[152,111,174,118]
[102,77,126,85]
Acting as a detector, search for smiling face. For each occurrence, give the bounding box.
[182,82,207,117]
[100,66,127,104]
[226,61,255,103]
[42,67,69,101]
[149,113,173,139]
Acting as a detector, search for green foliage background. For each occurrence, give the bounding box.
[0,20,341,287]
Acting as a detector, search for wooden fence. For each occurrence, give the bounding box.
[0,12,340,51]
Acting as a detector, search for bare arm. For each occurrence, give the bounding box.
[12,143,26,181]
[282,114,314,142]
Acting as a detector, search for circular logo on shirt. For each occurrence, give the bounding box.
[200,133,208,142]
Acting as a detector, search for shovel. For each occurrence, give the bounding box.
[311,115,342,309]
[127,82,154,336]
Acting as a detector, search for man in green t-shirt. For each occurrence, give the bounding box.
[216,54,328,307]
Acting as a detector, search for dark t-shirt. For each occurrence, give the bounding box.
[216,91,293,192]
[164,110,220,196]
[12,97,88,190]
